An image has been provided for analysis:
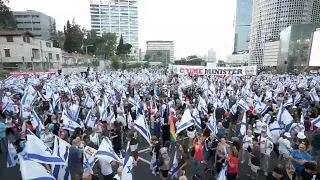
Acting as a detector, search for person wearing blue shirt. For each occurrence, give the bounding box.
[290,143,311,174]
[0,121,6,140]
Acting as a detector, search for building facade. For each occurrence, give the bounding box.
[0,31,62,70]
[207,49,216,62]
[13,10,56,41]
[146,41,174,62]
[90,0,139,59]
[249,0,320,67]
[234,0,253,52]
[278,23,320,72]
[226,53,249,65]
[263,40,280,67]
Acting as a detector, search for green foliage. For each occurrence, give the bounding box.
[0,69,9,77]
[57,30,65,50]
[0,0,16,30]
[174,55,205,66]
[63,19,84,53]
[110,55,121,69]
[95,32,117,59]
[143,62,150,68]
[116,35,132,56]
[83,29,98,55]
[127,63,142,69]
[49,22,59,48]
[90,59,100,67]
[144,54,151,61]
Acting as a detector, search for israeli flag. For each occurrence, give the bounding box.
[18,155,56,180]
[84,95,94,108]
[240,113,246,136]
[7,142,19,168]
[176,109,194,135]
[277,104,294,132]
[85,109,96,128]
[294,92,301,106]
[192,108,202,129]
[170,150,179,179]
[52,93,61,112]
[237,99,249,111]
[127,112,133,128]
[83,145,98,173]
[96,137,122,163]
[254,100,268,115]
[310,88,320,102]
[62,111,81,131]
[284,97,293,107]
[263,113,272,123]
[207,114,217,134]
[26,129,66,165]
[311,116,320,128]
[231,104,237,115]
[134,115,152,145]
[52,137,71,180]
[108,111,116,124]
[223,99,229,112]
[217,159,228,180]
[30,110,45,135]
[70,104,81,121]
[122,141,133,180]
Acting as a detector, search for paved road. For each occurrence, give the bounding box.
[0,124,285,180]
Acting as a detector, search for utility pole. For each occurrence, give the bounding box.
[85,45,93,55]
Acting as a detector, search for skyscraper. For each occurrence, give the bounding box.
[233,0,253,52]
[90,0,139,59]
[249,0,320,67]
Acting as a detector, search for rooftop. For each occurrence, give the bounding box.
[0,31,34,37]
[147,41,174,43]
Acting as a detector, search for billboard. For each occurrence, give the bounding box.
[309,29,320,67]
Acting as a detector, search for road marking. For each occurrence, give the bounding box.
[138,157,151,165]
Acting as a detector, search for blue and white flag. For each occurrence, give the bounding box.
[217,159,228,180]
[311,116,320,128]
[284,97,293,107]
[134,115,152,145]
[192,108,202,129]
[26,129,66,165]
[30,110,45,135]
[300,114,305,133]
[62,111,81,131]
[85,109,96,128]
[277,104,294,132]
[240,113,246,136]
[254,99,268,115]
[52,136,71,180]
[231,104,237,115]
[263,113,272,123]
[18,155,56,180]
[84,95,94,108]
[83,145,98,173]
[207,114,217,135]
[310,88,320,102]
[294,92,301,106]
[170,150,179,179]
[70,104,81,121]
[122,141,133,180]
[7,142,18,167]
[237,99,249,111]
[96,137,122,163]
[176,109,194,135]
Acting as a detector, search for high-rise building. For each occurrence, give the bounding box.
[13,10,56,41]
[249,0,320,67]
[233,0,253,52]
[146,41,174,62]
[207,49,216,62]
[90,0,139,59]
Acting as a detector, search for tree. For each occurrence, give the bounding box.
[63,19,84,53]
[0,0,16,30]
[110,55,121,69]
[83,29,98,55]
[49,22,59,48]
[95,32,117,60]
[143,62,150,68]
[116,34,132,57]
[57,30,65,50]
[144,54,151,61]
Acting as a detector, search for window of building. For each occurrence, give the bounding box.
[48,53,52,60]
[23,36,30,43]
[56,54,60,60]
[4,49,11,57]
[6,36,13,42]
[32,15,39,18]
[46,42,51,48]
[33,28,41,31]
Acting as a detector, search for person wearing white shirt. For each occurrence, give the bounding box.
[258,131,274,176]
[241,130,254,164]
[278,133,292,160]
[253,119,264,138]
[99,157,117,180]
[41,127,54,149]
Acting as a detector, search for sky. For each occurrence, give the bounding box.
[7,0,236,60]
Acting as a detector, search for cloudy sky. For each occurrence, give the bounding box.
[7,0,236,60]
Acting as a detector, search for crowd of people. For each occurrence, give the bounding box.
[0,70,320,180]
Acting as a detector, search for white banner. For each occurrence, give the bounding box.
[169,65,257,76]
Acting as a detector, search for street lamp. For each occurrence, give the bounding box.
[84,45,93,55]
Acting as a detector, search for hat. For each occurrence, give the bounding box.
[297,132,306,139]
[284,132,291,138]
